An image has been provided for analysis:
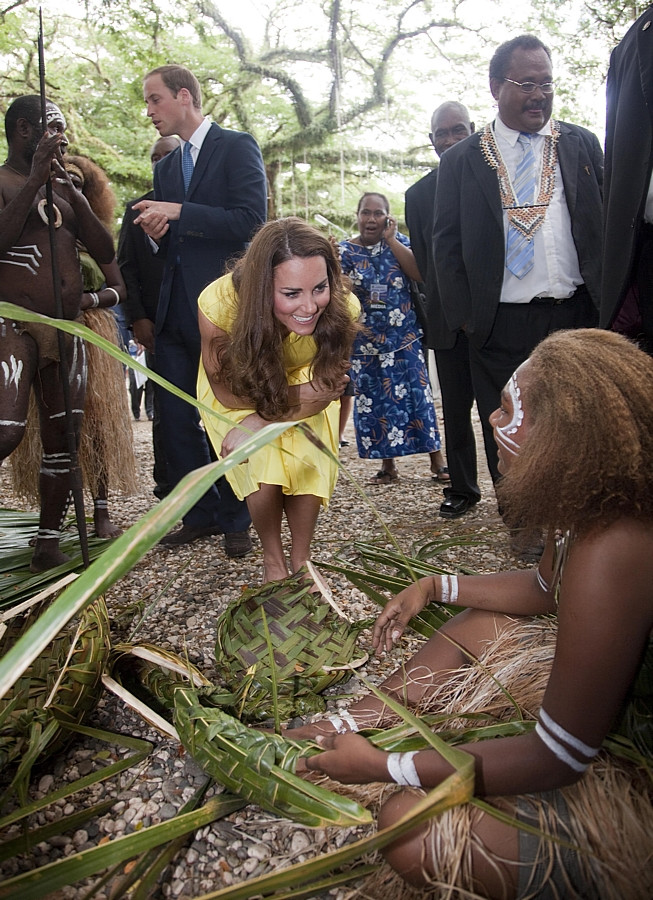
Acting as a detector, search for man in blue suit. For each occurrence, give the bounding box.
[134,65,267,552]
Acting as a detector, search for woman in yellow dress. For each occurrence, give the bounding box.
[197,218,360,583]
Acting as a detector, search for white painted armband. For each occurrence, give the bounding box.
[387,751,422,787]
[535,707,600,773]
[437,574,459,605]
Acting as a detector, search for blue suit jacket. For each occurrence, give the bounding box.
[153,123,267,332]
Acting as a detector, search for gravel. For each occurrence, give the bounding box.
[0,393,523,898]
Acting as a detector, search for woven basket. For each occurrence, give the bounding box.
[215,566,370,723]
[0,591,110,783]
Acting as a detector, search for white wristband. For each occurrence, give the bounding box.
[387,751,421,787]
[328,713,360,734]
[104,286,120,307]
[89,291,100,308]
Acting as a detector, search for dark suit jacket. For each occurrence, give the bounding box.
[117,190,164,326]
[434,122,604,348]
[405,167,458,350]
[153,123,267,332]
[601,5,653,328]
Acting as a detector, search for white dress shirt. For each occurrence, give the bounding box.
[494,115,583,303]
[182,116,212,170]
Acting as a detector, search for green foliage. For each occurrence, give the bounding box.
[0,1,644,225]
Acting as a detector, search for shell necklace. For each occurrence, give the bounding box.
[480,120,560,240]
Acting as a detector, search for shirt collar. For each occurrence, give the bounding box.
[494,114,552,146]
[187,116,212,153]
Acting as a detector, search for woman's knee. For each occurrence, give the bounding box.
[378,790,431,887]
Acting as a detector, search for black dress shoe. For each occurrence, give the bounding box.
[224,530,253,558]
[439,495,479,519]
[159,523,223,546]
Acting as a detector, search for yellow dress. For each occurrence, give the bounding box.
[197,274,360,504]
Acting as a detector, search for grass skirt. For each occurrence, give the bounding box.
[315,617,653,899]
[9,309,137,503]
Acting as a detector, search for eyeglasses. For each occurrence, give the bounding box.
[503,78,555,94]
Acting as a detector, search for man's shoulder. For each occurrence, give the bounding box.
[205,122,259,146]
[438,131,482,167]
[406,167,437,197]
[557,120,600,144]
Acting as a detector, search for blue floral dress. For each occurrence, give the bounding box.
[339,234,441,460]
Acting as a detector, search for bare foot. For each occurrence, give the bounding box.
[94,509,122,539]
[30,547,72,573]
[262,558,291,583]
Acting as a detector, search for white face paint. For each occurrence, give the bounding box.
[44,104,67,131]
[494,372,524,458]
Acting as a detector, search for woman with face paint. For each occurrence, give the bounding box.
[291,329,653,899]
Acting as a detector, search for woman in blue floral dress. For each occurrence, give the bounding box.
[339,192,448,484]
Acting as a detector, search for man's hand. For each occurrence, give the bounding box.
[29,131,65,187]
[133,318,156,353]
[300,733,389,785]
[133,199,182,241]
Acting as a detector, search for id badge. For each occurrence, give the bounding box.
[369,282,387,309]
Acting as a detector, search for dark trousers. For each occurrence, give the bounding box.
[154,282,250,533]
[129,370,155,419]
[469,289,598,483]
[636,223,653,356]
[434,330,480,501]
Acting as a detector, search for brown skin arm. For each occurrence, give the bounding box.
[373,533,558,655]
[199,310,350,456]
[382,217,422,282]
[305,520,653,795]
[79,258,126,310]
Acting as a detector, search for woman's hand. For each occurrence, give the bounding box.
[382,215,398,242]
[300,733,389,785]
[372,578,434,655]
[293,369,350,416]
[220,413,266,459]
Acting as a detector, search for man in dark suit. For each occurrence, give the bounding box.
[118,135,180,497]
[406,101,479,519]
[134,64,267,552]
[601,5,653,356]
[434,35,602,490]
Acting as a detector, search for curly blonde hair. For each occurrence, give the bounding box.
[212,218,358,421]
[498,329,653,535]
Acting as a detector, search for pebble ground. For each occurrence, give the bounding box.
[0,393,522,899]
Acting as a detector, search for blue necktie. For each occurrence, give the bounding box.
[182,141,194,194]
[506,132,537,279]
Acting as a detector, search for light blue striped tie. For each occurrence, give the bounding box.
[506,132,536,279]
[182,141,194,194]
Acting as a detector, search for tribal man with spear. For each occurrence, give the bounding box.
[0,94,114,571]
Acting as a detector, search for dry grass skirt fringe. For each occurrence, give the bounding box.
[9,309,137,504]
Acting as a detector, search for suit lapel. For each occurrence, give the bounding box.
[187,124,221,199]
[468,136,503,229]
[556,124,579,216]
[637,12,653,116]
